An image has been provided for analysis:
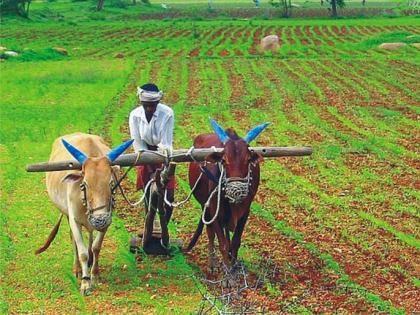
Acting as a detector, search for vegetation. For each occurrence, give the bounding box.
[0,2,419,313]
[0,0,31,17]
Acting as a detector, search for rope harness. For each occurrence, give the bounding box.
[109,146,254,226]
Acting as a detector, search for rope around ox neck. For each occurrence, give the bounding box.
[201,165,225,225]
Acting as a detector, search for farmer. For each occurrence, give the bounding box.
[129,83,175,223]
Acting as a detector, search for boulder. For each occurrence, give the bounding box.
[53,47,68,55]
[114,52,124,58]
[260,35,280,52]
[378,42,407,50]
[4,51,19,57]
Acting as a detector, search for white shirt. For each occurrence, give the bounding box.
[129,103,174,152]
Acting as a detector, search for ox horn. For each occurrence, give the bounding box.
[61,139,87,164]
[107,139,134,162]
[209,118,230,144]
[243,122,270,144]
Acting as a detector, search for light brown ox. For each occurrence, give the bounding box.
[36,132,133,295]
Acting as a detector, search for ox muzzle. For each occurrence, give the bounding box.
[81,181,115,232]
[223,163,253,204]
[88,212,112,232]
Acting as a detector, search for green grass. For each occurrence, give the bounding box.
[1,9,419,314]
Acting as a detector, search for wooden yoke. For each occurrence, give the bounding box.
[26,146,313,172]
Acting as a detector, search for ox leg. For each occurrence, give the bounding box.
[231,214,249,264]
[69,216,91,295]
[88,232,94,268]
[212,221,230,268]
[213,222,236,288]
[224,228,231,254]
[91,231,106,287]
[71,232,82,278]
[206,225,217,274]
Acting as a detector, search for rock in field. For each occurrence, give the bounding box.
[114,52,124,58]
[4,51,19,57]
[378,42,407,50]
[53,47,68,55]
[260,35,280,52]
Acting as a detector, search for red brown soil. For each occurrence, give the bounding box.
[272,59,419,226]
[285,28,296,45]
[186,61,201,106]
[249,27,263,55]
[301,39,310,45]
[189,48,200,57]
[208,28,224,44]
[219,49,230,57]
[226,85,420,313]
[231,26,245,44]
[295,26,304,37]
[321,26,338,41]
[105,50,420,313]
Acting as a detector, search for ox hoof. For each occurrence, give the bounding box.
[80,280,92,296]
[91,275,100,287]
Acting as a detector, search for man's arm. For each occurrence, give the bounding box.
[129,114,148,152]
[160,114,174,151]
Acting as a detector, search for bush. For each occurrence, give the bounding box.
[0,0,31,17]
[109,0,127,8]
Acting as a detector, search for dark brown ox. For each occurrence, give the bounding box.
[186,119,269,271]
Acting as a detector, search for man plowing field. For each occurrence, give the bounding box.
[26,117,311,295]
[129,83,176,224]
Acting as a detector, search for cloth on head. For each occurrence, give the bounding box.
[137,86,163,102]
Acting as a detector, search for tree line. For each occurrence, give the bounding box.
[1,0,358,18]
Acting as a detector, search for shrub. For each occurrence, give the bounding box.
[0,0,31,17]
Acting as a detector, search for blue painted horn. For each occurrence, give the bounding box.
[243,122,270,144]
[107,139,134,162]
[209,118,230,144]
[62,139,88,164]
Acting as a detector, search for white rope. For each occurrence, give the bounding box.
[164,171,203,208]
[123,178,154,207]
[201,165,225,225]
[162,146,202,209]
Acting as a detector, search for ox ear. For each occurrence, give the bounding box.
[62,173,83,183]
[243,122,270,144]
[205,151,224,163]
[107,139,134,162]
[209,118,230,144]
[62,139,87,164]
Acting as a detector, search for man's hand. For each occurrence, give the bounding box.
[158,144,173,158]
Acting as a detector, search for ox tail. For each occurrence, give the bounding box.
[35,214,63,255]
[185,217,204,252]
